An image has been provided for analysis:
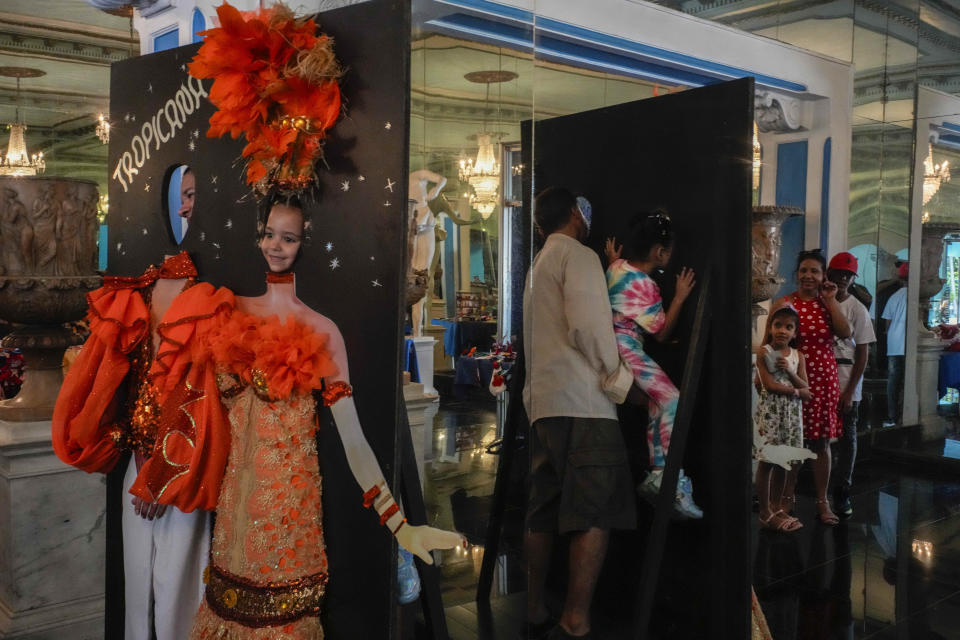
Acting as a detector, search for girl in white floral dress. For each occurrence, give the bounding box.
[754,305,816,532]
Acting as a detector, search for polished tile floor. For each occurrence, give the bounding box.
[755,459,960,640]
[414,393,960,639]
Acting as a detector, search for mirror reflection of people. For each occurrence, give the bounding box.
[827,252,876,518]
[131,197,463,638]
[772,250,851,526]
[603,211,703,519]
[881,262,908,427]
[753,305,814,533]
[407,169,446,336]
[522,187,634,639]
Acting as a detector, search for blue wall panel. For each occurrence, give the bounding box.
[775,141,808,299]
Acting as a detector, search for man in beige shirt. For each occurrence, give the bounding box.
[523,187,633,640]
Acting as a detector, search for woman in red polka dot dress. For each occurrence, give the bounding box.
[772,250,850,525]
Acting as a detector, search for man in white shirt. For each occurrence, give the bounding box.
[881,262,908,426]
[828,252,876,518]
[523,187,633,640]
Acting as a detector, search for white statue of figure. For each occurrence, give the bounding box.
[408,169,447,336]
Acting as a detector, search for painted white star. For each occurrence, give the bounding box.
[358,175,366,182]
[325,242,333,252]
[385,178,395,193]
[192,129,200,139]
[212,242,221,249]
[147,83,153,93]
[383,200,391,207]
[144,183,150,192]
[304,220,313,231]
[369,256,375,261]
[142,228,148,235]
[384,122,392,130]
[211,175,218,184]
[199,232,206,241]
[329,257,340,270]
[188,140,196,152]
[372,279,382,287]
[225,219,233,230]
[131,114,136,122]
[340,180,350,192]
[116,242,123,252]
[124,113,130,123]
[181,64,186,72]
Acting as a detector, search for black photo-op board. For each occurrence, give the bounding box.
[105,2,410,638]
[520,78,754,637]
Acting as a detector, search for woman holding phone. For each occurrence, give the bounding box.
[770,250,850,525]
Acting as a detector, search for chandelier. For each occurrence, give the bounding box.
[922,142,950,207]
[459,70,517,220]
[96,113,110,144]
[460,132,500,219]
[0,68,46,176]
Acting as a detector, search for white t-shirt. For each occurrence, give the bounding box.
[881,287,908,356]
[834,295,877,401]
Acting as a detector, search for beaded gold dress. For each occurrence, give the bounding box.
[190,309,341,640]
[128,283,345,639]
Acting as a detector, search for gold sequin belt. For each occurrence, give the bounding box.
[204,563,328,627]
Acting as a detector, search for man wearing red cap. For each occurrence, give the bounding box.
[882,262,909,427]
[827,252,876,517]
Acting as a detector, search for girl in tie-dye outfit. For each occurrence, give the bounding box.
[604,211,702,519]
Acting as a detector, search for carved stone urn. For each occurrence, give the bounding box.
[918,221,959,330]
[0,176,101,421]
[751,205,803,316]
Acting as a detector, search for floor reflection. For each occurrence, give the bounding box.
[754,461,960,639]
[419,398,960,638]
[422,395,526,609]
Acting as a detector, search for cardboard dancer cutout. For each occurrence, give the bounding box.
[52,251,211,640]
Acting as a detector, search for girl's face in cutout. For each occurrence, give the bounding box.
[797,258,825,294]
[769,314,797,348]
[260,203,303,273]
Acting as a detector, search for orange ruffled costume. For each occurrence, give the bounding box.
[129,283,236,513]
[129,286,344,637]
[52,252,197,474]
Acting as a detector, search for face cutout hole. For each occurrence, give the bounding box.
[164,164,195,245]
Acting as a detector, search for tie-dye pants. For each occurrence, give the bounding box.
[615,331,678,467]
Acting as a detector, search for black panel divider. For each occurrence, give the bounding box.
[398,405,450,640]
[633,274,710,638]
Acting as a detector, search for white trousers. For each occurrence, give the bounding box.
[122,457,210,640]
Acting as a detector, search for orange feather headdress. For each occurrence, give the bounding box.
[189,2,343,196]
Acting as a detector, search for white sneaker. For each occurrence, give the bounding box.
[674,471,704,520]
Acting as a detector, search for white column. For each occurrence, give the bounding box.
[0,420,104,639]
[411,337,438,397]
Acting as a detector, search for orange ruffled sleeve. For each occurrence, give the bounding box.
[129,283,235,512]
[51,285,150,474]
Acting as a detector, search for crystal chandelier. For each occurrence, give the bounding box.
[922,142,950,207]
[459,70,517,220]
[96,113,110,144]
[459,132,500,220]
[0,74,44,176]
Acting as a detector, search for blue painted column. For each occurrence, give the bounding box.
[775,140,808,299]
